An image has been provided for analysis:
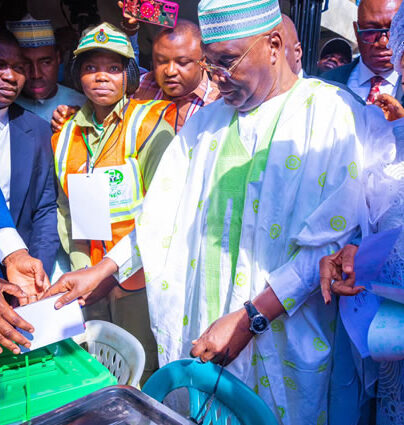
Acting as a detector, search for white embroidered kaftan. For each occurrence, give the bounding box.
[106,78,394,425]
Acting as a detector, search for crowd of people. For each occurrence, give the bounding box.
[0,0,404,423]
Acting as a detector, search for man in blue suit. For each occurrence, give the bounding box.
[0,28,59,277]
[323,0,403,106]
[0,189,48,354]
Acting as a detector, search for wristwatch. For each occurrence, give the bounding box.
[244,301,270,335]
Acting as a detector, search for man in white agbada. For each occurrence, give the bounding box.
[47,0,397,423]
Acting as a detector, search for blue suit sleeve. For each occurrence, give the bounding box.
[0,189,14,229]
[27,125,59,277]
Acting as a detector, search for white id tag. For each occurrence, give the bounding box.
[68,173,112,241]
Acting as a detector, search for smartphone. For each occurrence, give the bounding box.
[123,0,179,29]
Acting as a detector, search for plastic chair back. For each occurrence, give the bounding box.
[142,359,279,425]
[73,320,145,387]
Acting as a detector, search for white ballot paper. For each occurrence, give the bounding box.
[339,227,402,358]
[68,173,112,241]
[14,295,85,353]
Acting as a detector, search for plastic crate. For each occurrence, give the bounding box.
[0,338,117,424]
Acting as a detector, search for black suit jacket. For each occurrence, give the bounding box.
[322,57,404,106]
[8,104,59,276]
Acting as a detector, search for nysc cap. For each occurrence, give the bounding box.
[74,22,135,59]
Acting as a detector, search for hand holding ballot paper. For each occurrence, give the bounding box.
[320,227,404,360]
[0,286,85,355]
[0,279,33,354]
[0,249,84,355]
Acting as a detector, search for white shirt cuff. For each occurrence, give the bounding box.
[0,227,27,263]
[105,231,143,283]
[267,261,308,316]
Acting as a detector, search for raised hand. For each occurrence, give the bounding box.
[4,249,50,306]
[320,244,364,304]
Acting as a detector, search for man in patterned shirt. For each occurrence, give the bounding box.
[135,19,220,133]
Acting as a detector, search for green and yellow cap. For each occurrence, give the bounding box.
[74,22,135,59]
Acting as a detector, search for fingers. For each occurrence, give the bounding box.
[0,300,34,354]
[43,279,68,299]
[319,253,339,304]
[18,296,29,307]
[0,320,30,354]
[54,289,80,309]
[190,338,207,359]
[42,272,51,293]
[3,304,34,333]
[52,105,77,132]
[31,258,46,288]
[1,282,27,299]
[331,282,365,297]
[341,244,358,274]
[320,276,332,305]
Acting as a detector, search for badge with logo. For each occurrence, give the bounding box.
[105,169,124,200]
[94,28,109,44]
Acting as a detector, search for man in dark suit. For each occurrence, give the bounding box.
[0,28,58,277]
[323,0,403,105]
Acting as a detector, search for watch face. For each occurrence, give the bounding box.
[252,315,269,334]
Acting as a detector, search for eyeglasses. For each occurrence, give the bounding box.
[357,27,390,45]
[197,35,267,79]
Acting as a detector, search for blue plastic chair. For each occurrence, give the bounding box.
[142,359,279,425]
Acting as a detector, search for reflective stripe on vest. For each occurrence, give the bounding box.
[54,117,75,190]
[54,100,161,224]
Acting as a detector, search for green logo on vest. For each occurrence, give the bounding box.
[105,169,124,184]
[105,169,124,199]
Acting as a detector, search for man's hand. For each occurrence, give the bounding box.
[320,244,364,304]
[4,249,50,306]
[43,257,118,309]
[190,308,253,366]
[118,1,140,34]
[51,105,79,132]
[374,94,404,121]
[0,280,34,354]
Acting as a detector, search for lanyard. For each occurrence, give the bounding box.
[81,127,106,173]
[80,99,128,173]
[80,117,121,173]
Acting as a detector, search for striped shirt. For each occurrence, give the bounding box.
[134,71,220,133]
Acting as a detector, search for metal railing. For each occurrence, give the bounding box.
[290,0,328,75]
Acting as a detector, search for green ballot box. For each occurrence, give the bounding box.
[0,338,117,425]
